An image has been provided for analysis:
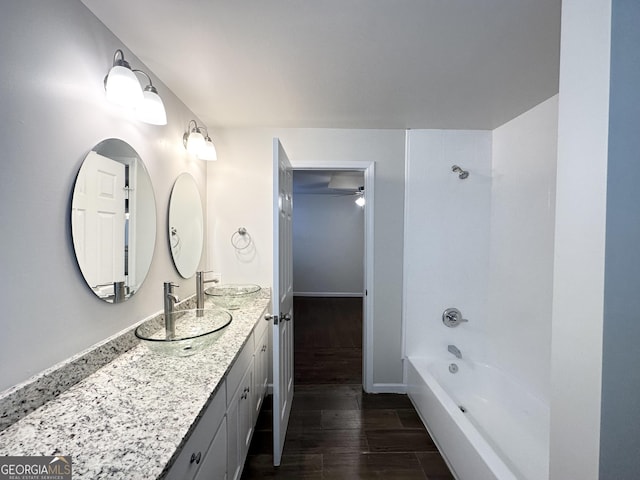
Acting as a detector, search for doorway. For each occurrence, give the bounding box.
[290,162,375,392]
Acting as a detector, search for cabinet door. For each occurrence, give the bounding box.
[194,417,227,480]
[227,358,254,480]
[239,359,254,457]
[253,327,269,419]
[226,392,240,480]
[166,383,226,480]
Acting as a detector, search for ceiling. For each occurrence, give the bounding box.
[293,170,364,195]
[82,0,561,130]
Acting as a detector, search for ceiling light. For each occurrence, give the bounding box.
[355,186,365,207]
[183,120,217,161]
[104,49,143,108]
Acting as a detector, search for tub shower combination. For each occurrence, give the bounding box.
[406,309,549,480]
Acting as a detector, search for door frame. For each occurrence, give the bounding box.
[290,160,375,393]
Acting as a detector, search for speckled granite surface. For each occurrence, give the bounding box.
[0,296,199,433]
[0,291,270,480]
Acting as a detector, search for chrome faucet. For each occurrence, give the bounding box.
[163,282,180,339]
[442,308,469,328]
[448,344,462,359]
[196,271,219,316]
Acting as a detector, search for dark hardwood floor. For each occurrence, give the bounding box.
[294,297,363,385]
[241,297,454,479]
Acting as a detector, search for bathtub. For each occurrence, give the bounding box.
[406,356,549,480]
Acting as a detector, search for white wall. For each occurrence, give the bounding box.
[207,128,405,385]
[403,130,492,364]
[292,193,364,296]
[0,1,207,392]
[549,0,611,478]
[489,95,558,401]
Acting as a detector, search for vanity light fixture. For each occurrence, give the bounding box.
[133,70,167,125]
[104,50,142,107]
[183,120,218,161]
[104,49,167,125]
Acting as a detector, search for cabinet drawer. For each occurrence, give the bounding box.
[165,381,226,480]
[226,334,254,404]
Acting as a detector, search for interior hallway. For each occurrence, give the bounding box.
[241,297,455,479]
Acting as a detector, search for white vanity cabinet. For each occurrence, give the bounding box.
[165,381,227,480]
[227,357,255,480]
[226,316,270,480]
[166,316,270,480]
[226,334,256,480]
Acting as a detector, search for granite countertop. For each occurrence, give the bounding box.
[0,293,270,479]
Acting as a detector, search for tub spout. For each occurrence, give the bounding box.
[448,344,462,359]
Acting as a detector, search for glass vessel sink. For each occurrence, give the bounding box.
[135,308,232,356]
[205,284,261,310]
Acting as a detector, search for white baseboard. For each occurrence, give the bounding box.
[368,383,407,394]
[267,383,405,395]
[293,292,364,298]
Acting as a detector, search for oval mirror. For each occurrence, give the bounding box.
[71,139,157,302]
[169,173,204,278]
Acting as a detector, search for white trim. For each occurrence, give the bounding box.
[401,129,411,386]
[293,292,364,298]
[291,160,375,393]
[370,383,407,394]
[364,163,375,393]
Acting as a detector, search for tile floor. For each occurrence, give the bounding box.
[241,297,455,479]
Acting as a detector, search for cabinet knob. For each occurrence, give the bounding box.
[190,451,202,464]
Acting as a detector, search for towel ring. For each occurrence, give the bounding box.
[170,226,181,249]
[231,227,252,250]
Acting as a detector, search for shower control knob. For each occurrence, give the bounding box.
[442,308,468,328]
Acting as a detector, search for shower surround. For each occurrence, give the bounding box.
[403,96,558,479]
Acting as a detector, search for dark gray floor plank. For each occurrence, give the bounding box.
[241,297,453,479]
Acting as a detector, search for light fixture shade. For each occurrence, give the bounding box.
[186,130,205,155]
[355,196,365,207]
[136,87,167,125]
[105,65,143,107]
[199,138,218,161]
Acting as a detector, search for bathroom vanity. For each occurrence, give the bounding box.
[0,292,271,480]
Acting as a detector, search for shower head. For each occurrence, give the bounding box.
[451,165,469,179]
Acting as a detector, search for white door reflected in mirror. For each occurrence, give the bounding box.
[71,138,157,303]
[169,173,204,278]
